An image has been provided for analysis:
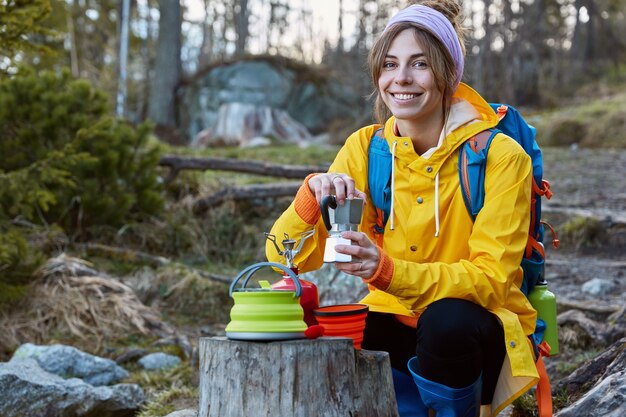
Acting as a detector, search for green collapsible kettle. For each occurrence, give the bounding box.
[225,262,307,341]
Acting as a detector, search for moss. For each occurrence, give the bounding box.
[130,362,198,417]
[136,386,197,417]
[558,216,608,250]
[545,118,587,147]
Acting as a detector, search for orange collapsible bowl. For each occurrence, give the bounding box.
[313,304,369,349]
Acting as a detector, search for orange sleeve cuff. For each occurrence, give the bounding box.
[363,246,394,290]
[294,173,321,225]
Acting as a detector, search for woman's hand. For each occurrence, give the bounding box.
[308,173,366,205]
[333,231,380,279]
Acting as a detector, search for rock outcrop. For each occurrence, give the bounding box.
[0,357,144,417]
[179,56,364,145]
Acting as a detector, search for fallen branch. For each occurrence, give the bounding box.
[159,154,329,183]
[76,243,232,284]
[193,181,301,213]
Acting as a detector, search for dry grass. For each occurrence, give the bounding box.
[0,254,171,357]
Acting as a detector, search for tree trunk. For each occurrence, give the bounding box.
[234,0,250,57]
[149,0,181,128]
[198,337,399,417]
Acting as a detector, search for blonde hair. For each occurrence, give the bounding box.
[368,0,467,124]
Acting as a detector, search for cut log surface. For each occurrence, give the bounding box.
[198,337,399,417]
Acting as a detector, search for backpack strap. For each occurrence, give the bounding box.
[368,127,392,246]
[535,341,553,417]
[458,129,499,220]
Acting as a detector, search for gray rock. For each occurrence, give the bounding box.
[555,370,626,417]
[11,343,129,386]
[0,358,144,417]
[581,278,617,296]
[138,352,181,370]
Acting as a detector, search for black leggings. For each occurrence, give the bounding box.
[361,298,506,404]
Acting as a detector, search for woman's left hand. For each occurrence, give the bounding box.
[333,231,380,279]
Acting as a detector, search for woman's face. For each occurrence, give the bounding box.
[377,28,443,126]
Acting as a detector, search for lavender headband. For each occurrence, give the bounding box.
[384,4,464,89]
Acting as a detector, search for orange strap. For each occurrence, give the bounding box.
[496,105,508,121]
[535,341,553,417]
[541,221,560,249]
[526,236,545,259]
[533,178,553,199]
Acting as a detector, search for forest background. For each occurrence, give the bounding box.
[0,0,625,415]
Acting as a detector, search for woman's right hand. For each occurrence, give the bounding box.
[308,173,366,205]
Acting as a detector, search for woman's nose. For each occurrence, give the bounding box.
[394,66,412,84]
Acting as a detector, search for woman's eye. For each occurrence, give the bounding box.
[383,61,396,69]
[413,60,428,68]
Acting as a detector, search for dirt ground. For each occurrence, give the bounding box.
[541,147,626,308]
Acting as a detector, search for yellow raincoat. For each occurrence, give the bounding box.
[267,83,539,416]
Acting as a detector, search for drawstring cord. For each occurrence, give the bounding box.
[390,141,397,231]
[434,171,440,237]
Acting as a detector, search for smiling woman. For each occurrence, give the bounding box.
[266,1,542,416]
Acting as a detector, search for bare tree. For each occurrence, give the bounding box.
[234,0,250,57]
[148,0,181,128]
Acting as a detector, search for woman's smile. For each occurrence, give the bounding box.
[391,92,421,101]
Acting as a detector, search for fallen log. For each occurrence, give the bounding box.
[159,154,329,184]
[193,181,301,213]
[198,337,399,417]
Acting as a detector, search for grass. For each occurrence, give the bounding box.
[127,362,198,417]
[528,86,626,148]
[162,142,339,165]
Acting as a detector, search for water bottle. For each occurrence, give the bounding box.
[528,279,559,355]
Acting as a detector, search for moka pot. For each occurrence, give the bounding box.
[320,195,364,262]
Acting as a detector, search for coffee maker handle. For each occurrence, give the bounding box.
[320,195,337,231]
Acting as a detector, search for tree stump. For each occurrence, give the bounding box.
[198,337,399,417]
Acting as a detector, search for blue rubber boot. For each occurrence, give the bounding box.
[392,368,429,417]
[407,357,481,417]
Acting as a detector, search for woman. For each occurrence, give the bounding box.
[266,1,539,416]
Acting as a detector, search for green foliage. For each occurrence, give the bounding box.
[0,0,53,71]
[0,68,163,286]
[0,68,163,231]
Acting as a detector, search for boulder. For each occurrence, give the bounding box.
[179,56,364,143]
[0,358,144,417]
[11,343,129,386]
[138,352,182,370]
